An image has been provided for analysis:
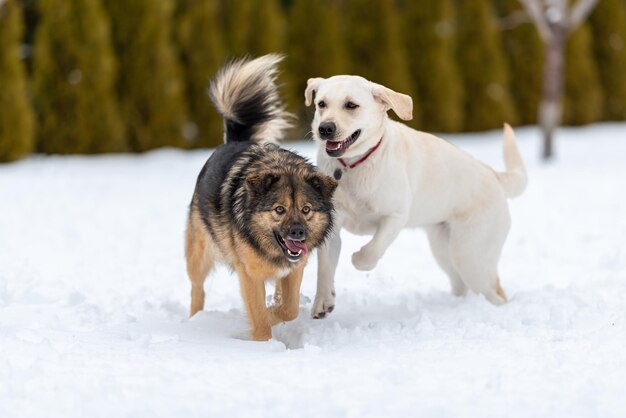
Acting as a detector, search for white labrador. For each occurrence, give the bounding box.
[305,75,527,318]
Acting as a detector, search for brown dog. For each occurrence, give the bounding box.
[185,55,337,341]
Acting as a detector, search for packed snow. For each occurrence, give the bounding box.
[1,124,625,418]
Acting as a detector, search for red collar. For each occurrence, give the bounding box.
[338,138,383,170]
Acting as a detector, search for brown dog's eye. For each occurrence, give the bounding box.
[318,100,326,108]
[302,206,311,215]
[274,206,286,215]
[345,101,359,110]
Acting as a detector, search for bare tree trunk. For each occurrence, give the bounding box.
[539,23,565,160]
[518,0,598,160]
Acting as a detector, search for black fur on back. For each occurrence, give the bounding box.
[190,55,336,267]
[192,143,336,266]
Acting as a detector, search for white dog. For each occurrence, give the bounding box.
[305,75,527,318]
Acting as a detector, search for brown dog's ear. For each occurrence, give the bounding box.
[307,172,338,202]
[305,77,325,107]
[246,172,280,195]
[370,82,413,121]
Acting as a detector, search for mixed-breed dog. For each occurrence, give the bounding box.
[185,55,527,341]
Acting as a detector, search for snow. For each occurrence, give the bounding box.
[1,124,625,418]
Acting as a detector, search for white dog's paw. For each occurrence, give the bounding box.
[352,248,379,271]
[311,291,335,319]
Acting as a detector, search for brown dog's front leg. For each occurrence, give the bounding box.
[271,262,305,323]
[237,269,272,341]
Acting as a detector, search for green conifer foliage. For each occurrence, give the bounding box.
[563,23,604,125]
[455,0,517,131]
[32,0,124,154]
[341,0,420,126]
[403,0,464,132]
[176,0,225,148]
[106,0,188,151]
[249,0,284,55]
[20,0,37,73]
[496,0,543,125]
[285,0,348,137]
[222,0,254,56]
[223,0,285,56]
[589,0,626,120]
[0,0,35,162]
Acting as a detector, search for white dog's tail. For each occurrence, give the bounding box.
[496,124,527,198]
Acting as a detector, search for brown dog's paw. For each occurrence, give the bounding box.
[250,326,272,341]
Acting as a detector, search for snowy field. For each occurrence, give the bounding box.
[1,124,625,418]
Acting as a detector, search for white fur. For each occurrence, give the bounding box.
[305,76,527,318]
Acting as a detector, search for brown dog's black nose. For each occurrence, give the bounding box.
[287,224,306,241]
[318,122,336,139]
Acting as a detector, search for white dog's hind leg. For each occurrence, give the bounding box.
[352,214,406,271]
[448,208,510,305]
[312,230,342,318]
[426,224,467,297]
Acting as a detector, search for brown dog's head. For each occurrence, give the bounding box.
[305,76,413,158]
[244,150,337,264]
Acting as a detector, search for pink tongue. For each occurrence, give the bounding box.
[284,239,308,255]
[326,141,341,151]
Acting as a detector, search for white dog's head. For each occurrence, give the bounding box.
[305,76,413,158]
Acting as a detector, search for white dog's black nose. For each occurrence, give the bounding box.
[318,122,336,139]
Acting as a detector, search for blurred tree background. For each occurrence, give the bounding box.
[0,0,34,162]
[0,0,624,159]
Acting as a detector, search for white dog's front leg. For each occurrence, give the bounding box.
[352,214,406,271]
[312,229,342,319]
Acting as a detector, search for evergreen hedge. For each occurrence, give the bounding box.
[341,0,421,126]
[105,0,188,151]
[563,23,604,126]
[455,0,518,131]
[497,0,543,125]
[176,0,225,148]
[1,0,624,160]
[33,0,123,154]
[0,0,35,162]
[404,0,464,132]
[285,0,348,137]
[589,0,626,120]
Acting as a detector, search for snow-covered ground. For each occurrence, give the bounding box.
[1,124,625,418]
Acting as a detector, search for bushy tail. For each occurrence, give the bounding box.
[496,123,527,198]
[209,54,291,144]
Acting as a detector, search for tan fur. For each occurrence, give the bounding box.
[186,162,335,340]
[186,210,215,317]
[231,239,308,341]
[187,55,336,340]
[186,204,311,341]
[495,278,508,302]
[270,263,306,323]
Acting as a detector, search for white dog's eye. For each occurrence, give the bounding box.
[318,101,326,108]
[345,101,359,110]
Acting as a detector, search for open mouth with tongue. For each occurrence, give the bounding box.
[274,231,308,262]
[325,129,361,157]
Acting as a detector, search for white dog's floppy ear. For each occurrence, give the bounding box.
[370,82,413,121]
[305,77,324,107]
